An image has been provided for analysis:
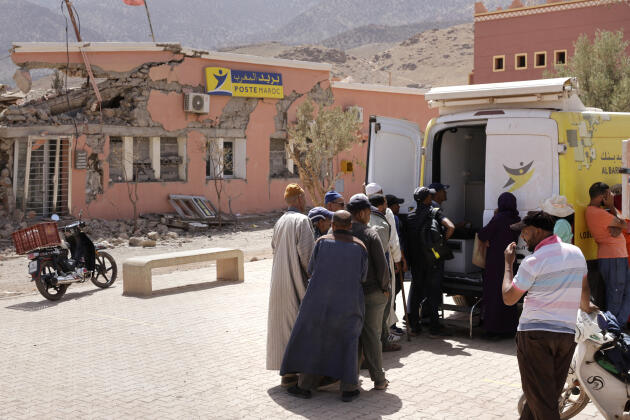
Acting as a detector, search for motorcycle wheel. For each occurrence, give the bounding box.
[517,383,589,419]
[35,260,68,301]
[91,251,118,288]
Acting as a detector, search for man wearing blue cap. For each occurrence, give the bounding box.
[308,207,333,240]
[348,193,390,390]
[325,190,345,212]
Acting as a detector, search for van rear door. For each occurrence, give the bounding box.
[484,118,559,225]
[367,116,423,213]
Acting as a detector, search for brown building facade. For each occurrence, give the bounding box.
[472,0,630,84]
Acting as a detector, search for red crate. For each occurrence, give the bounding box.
[11,222,61,254]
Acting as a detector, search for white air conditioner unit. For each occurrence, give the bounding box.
[184,93,210,114]
[346,105,364,123]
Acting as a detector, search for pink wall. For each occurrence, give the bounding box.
[473,2,630,84]
[330,87,437,202]
[12,48,436,219]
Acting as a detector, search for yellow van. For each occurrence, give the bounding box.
[367,77,630,313]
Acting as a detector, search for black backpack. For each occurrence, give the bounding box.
[420,208,454,263]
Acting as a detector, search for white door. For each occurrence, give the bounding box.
[367,116,423,213]
[484,118,559,225]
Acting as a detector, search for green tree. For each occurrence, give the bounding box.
[287,99,362,205]
[546,30,630,111]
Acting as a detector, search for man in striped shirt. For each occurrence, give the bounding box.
[502,211,596,420]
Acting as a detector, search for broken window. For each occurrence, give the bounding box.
[108,136,186,183]
[109,136,124,182]
[160,137,181,181]
[133,137,154,181]
[269,138,295,178]
[206,138,245,179]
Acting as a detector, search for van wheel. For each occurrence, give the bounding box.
[453,295,472,307]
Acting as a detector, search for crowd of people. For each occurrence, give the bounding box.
[265,179,628,417]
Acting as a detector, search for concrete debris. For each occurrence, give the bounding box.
[128,237,143,247]
[147,231,160,241]
[141,239,156,248]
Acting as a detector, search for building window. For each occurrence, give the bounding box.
[555,50,567,65]
[493,55,505,72]
[534,51,546,68]
[269,138,299,178]
[108,136,124,182]
[160,137,183,181]
[515,53,527,70]
[109,136,186,183]
[206,138,245,179]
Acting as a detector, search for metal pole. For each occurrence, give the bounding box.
[144,0,156,42]
[64,0,82,42]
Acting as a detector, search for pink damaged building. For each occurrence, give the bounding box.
[0,42,436,220]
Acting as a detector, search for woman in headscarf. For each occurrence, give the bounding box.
[477,192,521,339]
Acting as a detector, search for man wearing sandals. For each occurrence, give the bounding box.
[281,211,367,402]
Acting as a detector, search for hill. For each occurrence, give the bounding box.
[224,23,475,90]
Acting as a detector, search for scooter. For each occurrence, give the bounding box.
[518,310,630,419]
[26,214,117,301]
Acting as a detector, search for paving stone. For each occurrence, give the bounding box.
[0,260,601,419]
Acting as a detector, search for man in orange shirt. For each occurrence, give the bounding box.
[585,182,630,324]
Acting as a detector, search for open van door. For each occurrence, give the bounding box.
[484,117,559,223]
[367,116,423,213]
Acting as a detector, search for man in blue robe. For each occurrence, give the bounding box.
[280,210,368,402]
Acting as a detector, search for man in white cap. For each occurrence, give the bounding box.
[365,183,404,345]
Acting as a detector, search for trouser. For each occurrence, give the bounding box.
[407,259,443,331]
[297,373,357,392]
[359,290,387,384]
[381,290,392,344]
[516,331,576,420]
[599,257,630,324]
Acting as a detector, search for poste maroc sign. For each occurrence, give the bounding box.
[205,67,284,99]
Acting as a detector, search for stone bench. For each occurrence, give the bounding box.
[122,248,244,296]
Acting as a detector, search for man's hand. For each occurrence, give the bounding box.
[581,301,599,314]
[609,226,623,237]
[384,291,390,299]
[504,242,517,266]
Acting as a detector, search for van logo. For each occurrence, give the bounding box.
[503,161,534,192]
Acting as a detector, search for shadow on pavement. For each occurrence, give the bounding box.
[129,280,238,299]
[267,384,403,418]
[383,326,516,369]
[4,286,103,311]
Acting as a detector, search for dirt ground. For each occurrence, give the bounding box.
[0,216,278,297]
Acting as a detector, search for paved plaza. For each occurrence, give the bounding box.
[1,260,600,419]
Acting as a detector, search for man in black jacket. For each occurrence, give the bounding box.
[405,187,454,338]
[347,193,390,390]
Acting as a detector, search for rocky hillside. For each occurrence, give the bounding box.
[225,23,474,90]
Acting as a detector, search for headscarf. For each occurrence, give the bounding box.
[284,183,304,200]
[497,192,519,218]
[554,219,574,244]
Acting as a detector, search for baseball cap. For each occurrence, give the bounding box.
[428,182,450,192]
[365,182,383,196]
[347,193,371,212]
[324,190,343,204]
[308,207,333,222]
[386,194,404,206]
[510,210,556,232]
[413,186,436,203]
